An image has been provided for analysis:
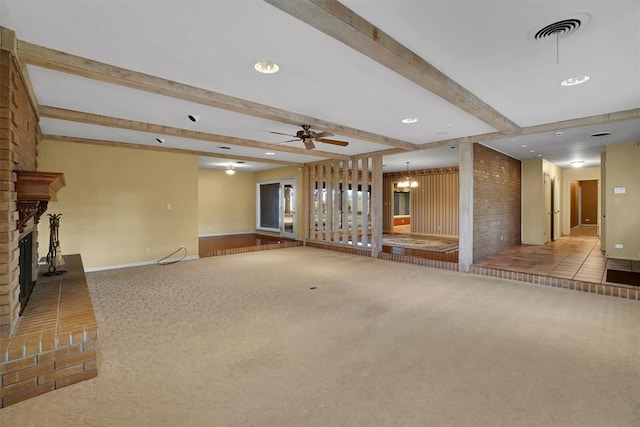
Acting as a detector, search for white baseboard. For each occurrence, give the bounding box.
[84,255,200,272]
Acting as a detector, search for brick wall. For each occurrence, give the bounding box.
[0,45,39,337]
[473,144,521,261]
[0,334,97,407]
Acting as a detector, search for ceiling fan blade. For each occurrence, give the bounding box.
[312,131,334,139]
[302,139,315,150]
[270,139,299,146]
[318,138,349,147]
[269,131,296,137]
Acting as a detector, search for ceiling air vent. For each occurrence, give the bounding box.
[589,131,613,138]
[529,14,590,42]
[534,19,581,40]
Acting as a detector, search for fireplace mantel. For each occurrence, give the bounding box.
[15,171,66,233]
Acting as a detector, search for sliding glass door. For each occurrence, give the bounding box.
[256,179,296,239]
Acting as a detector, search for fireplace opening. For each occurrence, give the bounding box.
[18,232,35,315]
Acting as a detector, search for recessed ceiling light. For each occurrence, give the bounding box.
[510,137,517,142]
[218,146,231,150]
[537,154,543,157]
[187,114,200,123]
[236,161,245,164]
[560,75,590,86]
[589,131,612,138]
[265,152,276,156]
[530,150,535,153]
[254,61,279,74]
[571,161,584,168]
[401,117,418,124]
[436,131,449,136]
[155,138,165,144]
[521,144,527,148]
[555,131,564,136]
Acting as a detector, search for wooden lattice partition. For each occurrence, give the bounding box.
[304,156,383,256]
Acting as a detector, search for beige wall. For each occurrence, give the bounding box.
[605,142,640,260]
[38,141,199,270]
[522,159,563,244]
[522,159,544,244]
[561,166,600,235]
[198,168,255,236]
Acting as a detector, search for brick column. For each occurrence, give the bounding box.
[0,26,40,337]
[0,30,19,336]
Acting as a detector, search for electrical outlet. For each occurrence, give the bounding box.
[167,203,172,210]
[145,247,150,254]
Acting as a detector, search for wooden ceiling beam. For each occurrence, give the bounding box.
[264,0,521,135]
[42,135,302,167]
[521,108,640,135]
[416,108,640,149]
[19,40,416,151]
[39,105,351,161]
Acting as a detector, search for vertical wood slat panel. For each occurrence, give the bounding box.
[333,161,340,243]
[350,157,359,245]
[371,155,383,256]
[362,157,369,246]
[342,160,349,244]
[303,164,310,242]
[328,164,332,240]
[321,164,328,242]
[312,164,319,241]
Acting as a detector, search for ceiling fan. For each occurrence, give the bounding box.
[270,124,349,150]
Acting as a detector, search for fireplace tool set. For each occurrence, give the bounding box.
[44,213,66,276]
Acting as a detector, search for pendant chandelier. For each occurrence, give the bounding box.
[397,161,418,188]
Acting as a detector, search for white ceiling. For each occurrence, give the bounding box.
[0,0,638,173]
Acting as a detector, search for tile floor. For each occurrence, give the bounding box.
[473,227,640,285]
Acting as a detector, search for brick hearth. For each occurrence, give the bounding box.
[0,255,97,407]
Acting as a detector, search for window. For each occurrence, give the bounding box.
[258,182,280,230]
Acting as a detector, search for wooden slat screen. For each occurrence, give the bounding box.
[306,156,378,248]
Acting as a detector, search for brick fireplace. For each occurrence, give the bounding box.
[0,28,98,408]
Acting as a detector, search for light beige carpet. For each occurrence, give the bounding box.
[2,246,640,426]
